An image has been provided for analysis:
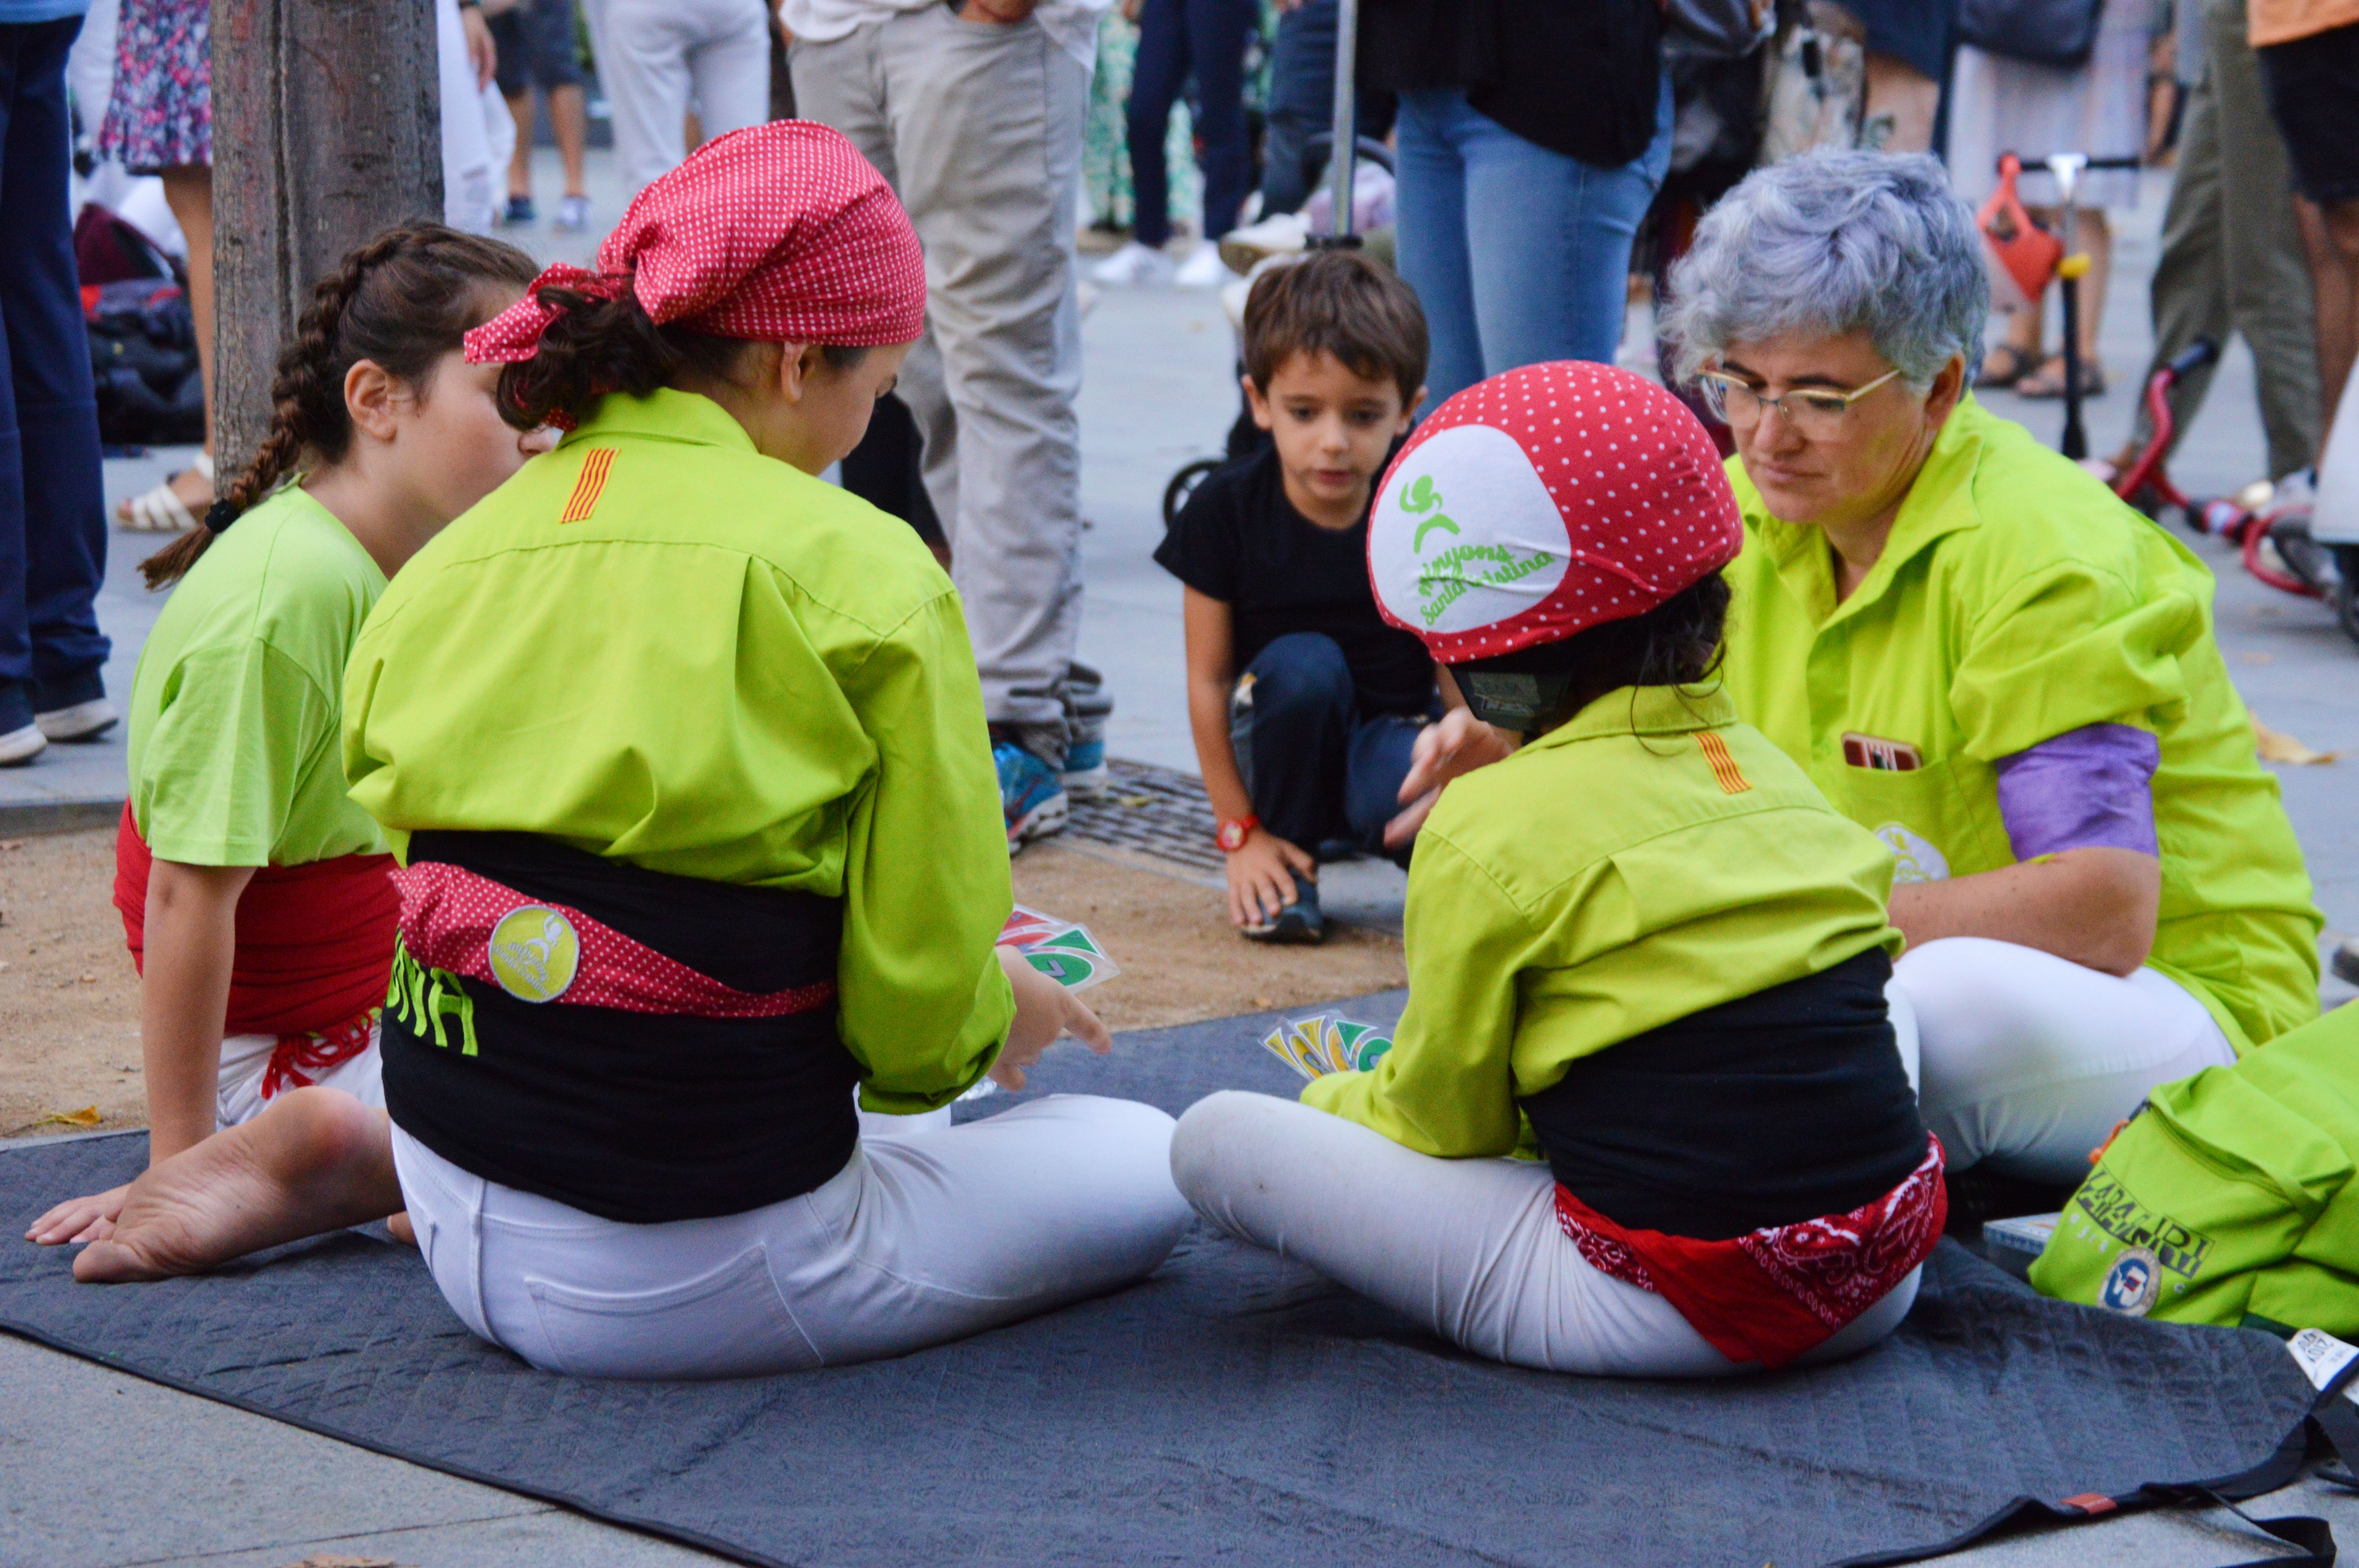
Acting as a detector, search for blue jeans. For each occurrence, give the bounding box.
[1231,633,1423,867]
[1125,0,1258,247]
[0,19,108,731]
[1394,80,1674,404]
[1257,0,1394,216]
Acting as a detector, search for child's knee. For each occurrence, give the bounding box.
[1244,633,1354,718]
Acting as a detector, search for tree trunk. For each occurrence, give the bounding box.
[211,0,443,484]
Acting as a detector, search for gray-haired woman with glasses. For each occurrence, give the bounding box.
[1659,151,2323,1197]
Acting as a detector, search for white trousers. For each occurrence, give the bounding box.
[592,0,770,197]
[214,1025,383,1132]
[1169,1092,1920,1377]
[1894,937,2237,1185]
[391,1094,1192,1379]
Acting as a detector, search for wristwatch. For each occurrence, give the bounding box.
[1215,815,1259,853]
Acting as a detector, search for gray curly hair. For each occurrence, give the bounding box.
[1659,151,1989,391]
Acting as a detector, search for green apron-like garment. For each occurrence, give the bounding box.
[2030,1002,2359,1336]
[1719,395,2321,1053]
[342,389,1016,1113]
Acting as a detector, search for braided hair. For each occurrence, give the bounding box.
[142,221,541,590]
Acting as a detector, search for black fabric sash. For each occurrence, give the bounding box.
[381,831,857,1225]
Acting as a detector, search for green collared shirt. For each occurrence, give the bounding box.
[1303,685,1901,1158]
[1720,394,2322,1051]
[343,389,1015,1111]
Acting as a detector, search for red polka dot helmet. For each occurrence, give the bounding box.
[1367,361,1743,668]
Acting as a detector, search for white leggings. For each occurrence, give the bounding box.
[391,1094,1192,1380]
[1893,937,2237,1185]
[215,1025,383,1131]
[1169,1092,1919,1377]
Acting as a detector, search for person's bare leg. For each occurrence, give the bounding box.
[2074,210,2113,370]
[551,82,589,197]
[74,1088,403,1283]
[505,89,536,198]
[151,164,213,517]
[2297,196,2359,434]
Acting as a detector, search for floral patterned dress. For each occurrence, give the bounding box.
[98,0,211,174]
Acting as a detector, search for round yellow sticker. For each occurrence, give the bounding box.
[487,905,579,1004]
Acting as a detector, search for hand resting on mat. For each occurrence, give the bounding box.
[26,1183,131,1247]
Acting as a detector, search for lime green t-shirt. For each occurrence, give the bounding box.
[341,389,1016,1114]
[1719,395,2323,1053]
[127,486,390,868]
[1303,686,1902,1158]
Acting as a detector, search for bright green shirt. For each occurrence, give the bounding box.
[127,486,390,867]
[1303,686,1902,1158]
[341,389,1016,1112]
[1719,395,2322,1053]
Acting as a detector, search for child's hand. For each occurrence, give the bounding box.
[1225,829,1316,927]
[1384,710,1519,848]
[25,1183,131,1246]
[990,946,1113,1091]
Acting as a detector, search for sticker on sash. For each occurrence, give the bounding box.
[1843,732,1923,771]
[487,905,580,1004]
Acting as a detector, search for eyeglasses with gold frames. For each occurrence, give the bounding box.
[1694,365,1904,438]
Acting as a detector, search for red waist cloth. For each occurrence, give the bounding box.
[1553,1135,1947,1369]
[393,860,836,1016]
[114,802,399,1039]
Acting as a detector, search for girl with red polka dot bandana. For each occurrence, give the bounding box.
[1172,362,1946,1376]
[67,126,1193,1381]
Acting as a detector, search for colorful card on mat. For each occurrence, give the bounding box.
[1259,1014,1394,1080]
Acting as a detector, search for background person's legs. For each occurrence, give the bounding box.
[1123,0,1187,250]
[1459,76,1672,375]
[682,0,769,144]
[598,0,693,195]
[882,7,1089,768]
[1390,89,1483,404]
[1181,0,1256,244]
[1231,632,1355,851]
[1895,936,2238,1185]
[2128,58,2232,460]
[2255,21,2359,435]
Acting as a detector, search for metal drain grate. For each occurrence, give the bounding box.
[1062,757,1223,875]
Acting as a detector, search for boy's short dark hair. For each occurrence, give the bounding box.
[1241,250,1428,406]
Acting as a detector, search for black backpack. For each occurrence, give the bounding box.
[86,276,205,447]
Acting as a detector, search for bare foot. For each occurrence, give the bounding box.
[387,1210,416,1247]
[28,1183,132,1246]
[75,1088,403,1283]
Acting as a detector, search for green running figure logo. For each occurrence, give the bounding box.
[1399,471,1557,628]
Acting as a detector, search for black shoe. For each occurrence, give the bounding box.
[2335,939,2359,989]
[1242,872,1325,944]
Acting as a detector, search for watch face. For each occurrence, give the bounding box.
[1218,821,1248,851]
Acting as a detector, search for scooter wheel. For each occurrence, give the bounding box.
[2335,548,2359,648]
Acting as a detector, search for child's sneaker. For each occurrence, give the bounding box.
[503,195,536,225]
[997,740,1069,851]
[1241,872,1324,944]
[1090,239,1174,288]
[1061,736,1109,801]
[554,193,591,233]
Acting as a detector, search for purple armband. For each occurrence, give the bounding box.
[1991,723,2161,860]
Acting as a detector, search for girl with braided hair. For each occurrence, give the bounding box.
[27,222,543,1250]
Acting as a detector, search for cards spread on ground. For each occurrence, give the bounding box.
[999,905,1119,992]
[1260,1014,1395,1080]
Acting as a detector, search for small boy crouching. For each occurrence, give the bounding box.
[1156,251,1483,943]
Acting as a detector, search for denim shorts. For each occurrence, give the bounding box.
[490,0,585,96]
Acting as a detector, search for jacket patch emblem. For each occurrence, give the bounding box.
[558,448,616,524]
[487,905,579,1004]
[2100,1248,2161,1316]
[1872,822,1951,884]
[1694,730,1752,794]
[2071,1169,2213,1279]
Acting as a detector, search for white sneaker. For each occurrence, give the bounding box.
[1090,240,1174,288]
[1173,240,1226,288]
[1218,210,1310,275]
[35,698,117,742]
[0,721,46,767]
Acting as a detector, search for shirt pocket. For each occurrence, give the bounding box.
[1823,754,2007,884]
[523,1243,820,1380]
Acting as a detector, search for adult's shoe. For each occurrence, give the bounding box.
[1173,240,1226,289]
[997,740,1070,851]
[2334,938,2359,989]
[35,699,117,743]
[554,193,591,233]
[0,687,45,766]
[503,195,536,226]
[1217,210,1309,276]
[1090,240,1174,288]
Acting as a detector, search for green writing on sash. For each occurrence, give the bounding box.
[386,939,480,1057]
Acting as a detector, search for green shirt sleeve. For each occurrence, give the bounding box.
[1949,559,2205,761]
[833,588,1017,1112]
[137,640,339,867]
[1301,829,1553,1156]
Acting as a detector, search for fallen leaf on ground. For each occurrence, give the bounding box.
[35,1107,101,1129]
[2254,716,2340,765]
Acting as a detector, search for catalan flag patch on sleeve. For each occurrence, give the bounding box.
[558,448,616,524]
[1695,730,1752,795]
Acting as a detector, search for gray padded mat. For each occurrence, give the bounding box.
[0,991,2319,1568]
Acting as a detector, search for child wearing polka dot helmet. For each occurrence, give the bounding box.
[1366,360,1744,732]
[1168,360,1941,1379]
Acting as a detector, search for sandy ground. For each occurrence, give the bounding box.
[0,829,1401,1142]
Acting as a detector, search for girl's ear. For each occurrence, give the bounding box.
[345,359,403,444]
[773,341,813,403]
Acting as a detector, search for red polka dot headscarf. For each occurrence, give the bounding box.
[1366,361,1744,664]
[465,120,926,365]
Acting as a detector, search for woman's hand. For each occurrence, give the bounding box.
[1383,708,1519,848]
[25,1184,130,1246]
[989,946,1113,1091]
[1225,827,1314,927]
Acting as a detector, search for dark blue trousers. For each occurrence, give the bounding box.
[0,16,109,731]
[1232,632,1421,868]
[1125,0,1257,247]
[1256,0,1395,217]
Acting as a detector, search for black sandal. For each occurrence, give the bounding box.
[1976,345,2037,388]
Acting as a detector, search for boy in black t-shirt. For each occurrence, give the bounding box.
[1156,251,1470,944]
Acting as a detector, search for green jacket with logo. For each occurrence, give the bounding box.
[342,389,1016,1113]
[1718,395,2321,1054]
[2030,1002,2359,1334]
[1303,686,1901,1156]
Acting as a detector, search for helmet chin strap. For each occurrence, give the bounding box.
[1452,670,1582,735]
